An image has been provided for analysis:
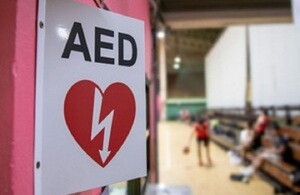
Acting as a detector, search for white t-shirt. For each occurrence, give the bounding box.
[240,129,251,143]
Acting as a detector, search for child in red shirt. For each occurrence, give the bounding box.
[252,109,269,150]
[184,118,212,166]
[255,109,269,134]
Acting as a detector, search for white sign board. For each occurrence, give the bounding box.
[35,0,146,194]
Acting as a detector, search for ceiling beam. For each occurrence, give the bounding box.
[163,8,292,29]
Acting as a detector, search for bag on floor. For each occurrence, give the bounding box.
[228,151,242,165]
[230,174,244,181]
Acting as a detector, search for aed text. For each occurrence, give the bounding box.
[62,22,137,67]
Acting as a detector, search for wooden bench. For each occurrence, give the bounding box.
[219,118,246,131]
[210,133,236,149]
[245,134,300,192]
[290,142,300,162]
[293,116,300,126]
[244,152,300,192]
[281,126,300,143]
[213,105,300,128]
[210,109,300,190]
[262,161,299,192]
[211,119,300,192]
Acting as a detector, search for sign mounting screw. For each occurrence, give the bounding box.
[39,21,44,29]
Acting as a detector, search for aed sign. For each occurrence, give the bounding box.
[35,1,146,195]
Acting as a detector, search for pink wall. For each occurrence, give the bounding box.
[0,0,36,194]
[0,0,16,194]
[0,0,152,194]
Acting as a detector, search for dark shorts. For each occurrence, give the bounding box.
[251,132,264,150]
[197,137,209,147]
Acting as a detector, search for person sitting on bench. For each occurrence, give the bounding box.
[231,122,294,183]
[238,120,255,160]
[251,108,269,150]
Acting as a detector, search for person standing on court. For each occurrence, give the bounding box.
[184,117,212,166]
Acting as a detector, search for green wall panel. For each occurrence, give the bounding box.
[166,98,206,120]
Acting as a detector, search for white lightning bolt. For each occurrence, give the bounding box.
[91,88,114,163]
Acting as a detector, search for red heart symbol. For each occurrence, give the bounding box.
[64,80,136,167]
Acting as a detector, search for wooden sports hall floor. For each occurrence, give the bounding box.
[158,121,274,195]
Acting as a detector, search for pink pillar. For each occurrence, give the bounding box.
[0,0,152,194]
[0,0,36,194]
[0,0,15,192]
